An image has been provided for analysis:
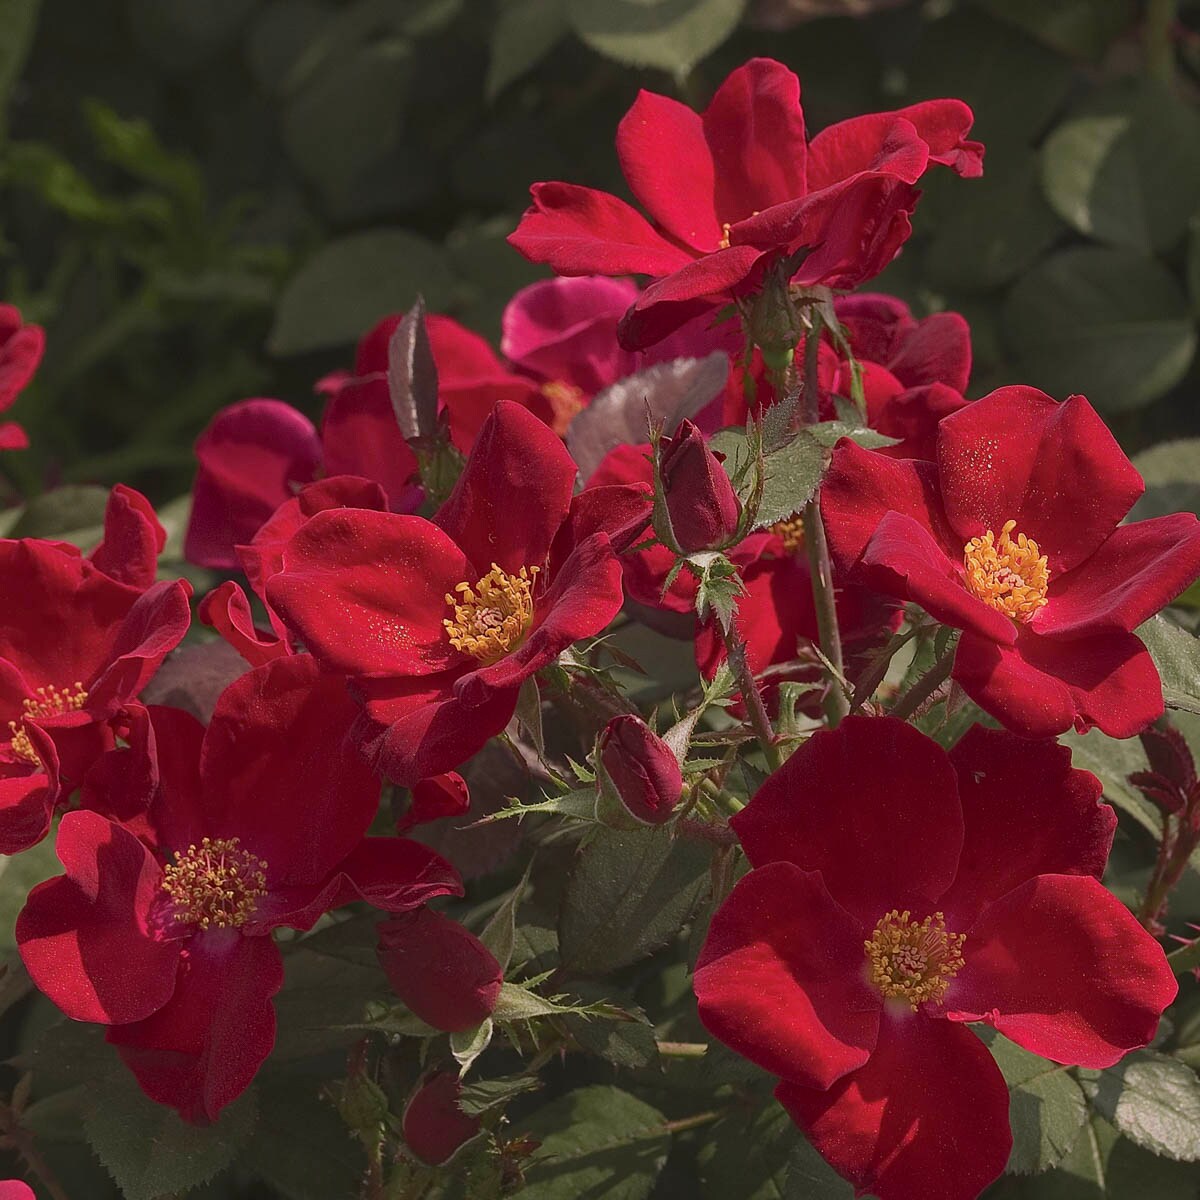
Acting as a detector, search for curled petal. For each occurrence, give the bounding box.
[90,485,165,590]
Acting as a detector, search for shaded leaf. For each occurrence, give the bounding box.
[488,0,568,99]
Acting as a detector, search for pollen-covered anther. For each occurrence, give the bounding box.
[444,563,539,664]
[540,379,586,421]
[718,221,734,250]
[865,909,966,1010]
[962,519,1049,622]
[7,681,88,766]
[770,514,806,556]
[161,836,268,930]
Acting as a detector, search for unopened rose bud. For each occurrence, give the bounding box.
[659,420,740,552]
[598,715,683,825]
[402,1071,480,1165]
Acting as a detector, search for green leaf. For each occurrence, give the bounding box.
[270,229,455,355]
[1060,729,1160,839]
[7,484,110,548]
[1040,82,1200,254]
[488,0,568,99]
[697,1102,796,1200]
[807,421,900,451]
[490,980,628,1022]
[451,1017,494,1075]
[753,431,824,529]
[566,0,745,76]
[479,859,534,974]
[1130,438,1200,522]
[513,676,545,756]
[83,1073,257,1200]
[458,1073,543,1117]
[0,0,41,137]
[977,0,1135,60]
[0,835,61,951]
[1137,615,1200,715]
[558,825,711,974]
[475,786,598,825]
[782,1132,854,1199]
[1080,1050,1200,1161]
[1003,246,1196,414]
[518,1085,669,1200]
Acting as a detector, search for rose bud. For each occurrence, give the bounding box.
[403,1071,481,1165]
[659,419,740,552]
[598,715,683,825]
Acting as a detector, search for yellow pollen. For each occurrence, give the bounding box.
[770,514,806,555]
[7,682,88,766]
[962,520,1049,623]
[865,910,965,1010]
[718,222,733,250]
[161,836,268,931]
[444,563,539,664]
[540,379,586,421]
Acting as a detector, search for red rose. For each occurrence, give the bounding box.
[598,714,683,825]
[659,419,741,552]
[0,303,44,451]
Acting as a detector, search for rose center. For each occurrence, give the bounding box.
[7,681,88,766]
[444,563,539,664]
[865,909,965,1009]
[962,520,1049,622]
[769,514,806,556]
[161,836,268,931]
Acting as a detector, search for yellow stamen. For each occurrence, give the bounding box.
[444,563,539,664]
[540,379,586,421]
[718,221,733,250]
[770,514,806,556]
[866,909,965,1010]
[7,682,88,766]
[161,836,268,930]
[962,519,1049,623]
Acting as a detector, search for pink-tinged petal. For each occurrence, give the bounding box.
[732,716,963,925]
[434,400,577,576]
[108,929,283,1123]
[320,377,420,511]
[200,656,381,886]
[184,399,322,570]
[702,58,808,220]
[403,1072,481,1166]
[441,378,547,455]
[0,314,44,409]
[455,533,624,704]
[199,581,290,667]
[1037,514,1200,638]
[820,440,955,574]
[508,182,695,277]
[695,862,879,1088]
[871,383,968,462]
[268,509,470,678]
[398,772,470,833]
[0,724,60,853]
[16,810,179,1024]
[0,422,28,450]
[776,1011,1011,1200]
[890,99,984,177]
[617,90,720,252]
[860,512,1017,644]
[377,907,502,1032]
[946,875,1177,1068]
[427,314,508,378]
[953,627,1164,739]
[0,1182,34,1200]
[939,725,1114,929]
[937,389,1144,575]
[356,670,516,787]
[888,312,972,392]
[90,485,165,589]
[805,114,930,190]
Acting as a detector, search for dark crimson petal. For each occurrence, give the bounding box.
[776,1011,1010,1200]
[434,400,579,577]
[16,810,179,1023]
[398,772,470,833]
[142,704,209,854]
[0,723,59,854]
[508,182,695,276]
[267,509,470,678]
[377,907,502,1032]
[701,58,808,221]
[552,483,652,569]
[1037,514,1200,638]
[403,1072,481,1166]
[953,627,1163,739]
[0,423,28,450]
[108,929,283,1123]
[616,89,720,253]
[859,512,1017,644]
[694,862,879,1088]
[199,655,381,886]
[90,485,165,590]
[198,581,290,667]
[819,439,954,575]
[946,875,1177,1068]
[805,114,929,190]
[888,312,972,392]
[937,389,1144,576]
[891,99,984,176]
[939,725,1114,929]
[834,292,914,362]
[184,399,322,570]
[0,307,44,409]
[870,383,969,463]
[731,716,963,925]
[79,702,159,836]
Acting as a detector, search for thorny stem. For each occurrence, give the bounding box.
[891,646,956,721]
[847,623,926,714]
[717,620,784,772]
[1139,822,1197,931]
[1167,936,1200,977]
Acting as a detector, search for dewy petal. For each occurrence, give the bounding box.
[694,862,879,1089]
[617,89,721,252]
[508,182,695,277]
[701,58,808,221]
[776,1010,1011,1200]
[731,716,963,926]
[108,928,283,1123]
[937,388,1144,575]
[16,810,179,1024]
[953,626,1163,740]
[90,485,166,590]
[434,400,577,576]
[377,907,502,1032]
[805,113,930,190]
[939,725,1114,930]
[946,875,1177,1068]
[267,509,470,678]
[1037,514,1200,638]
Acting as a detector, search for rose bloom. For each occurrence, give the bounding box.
[509,57,981,349]
[694,716,1176,1200]
[821,385,1200,737]
[0,302,44,450]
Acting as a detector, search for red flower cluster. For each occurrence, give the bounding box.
[0,304,43,451]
